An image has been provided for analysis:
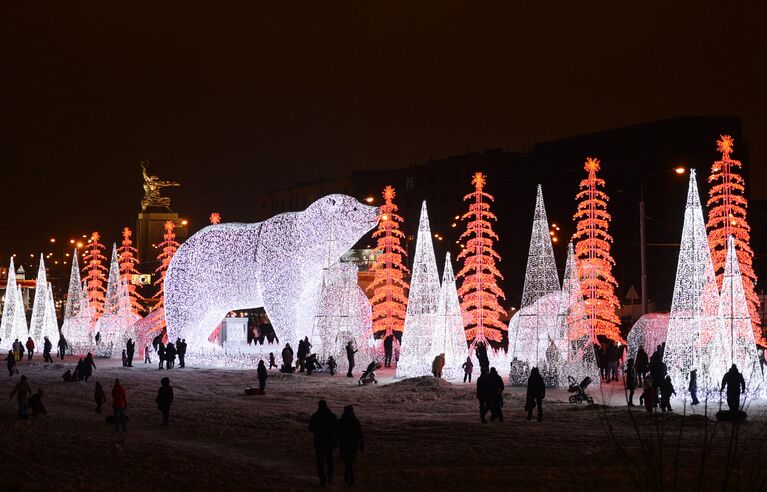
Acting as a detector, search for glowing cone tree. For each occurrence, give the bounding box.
[431,252,469,379]
[572,158,622,343]
[706,135,764,346]
[457,172,506,347]
[397,201,441,378]
[152,221,180,311]
[82,232,108,321]
[0,258,19,348]
[118,227,145,315]
[367,186,409,341]
[30,254,49,341]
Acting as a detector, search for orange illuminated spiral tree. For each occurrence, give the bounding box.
[152,221,180,312]
[117,227,146,315]
[706,135,764,345]
[367,186,410,341]
[456,172,506,347]
[82,231,108,321]
[572,158,623,343]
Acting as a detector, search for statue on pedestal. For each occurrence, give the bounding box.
[141,161,180,211]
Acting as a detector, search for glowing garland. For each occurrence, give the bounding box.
[706,135,764,346]
[118,227,146,315]
[0,258,23,349]
[165,195,379,350]
[29,255,48,342]
[61,251,94,350]
[82,232,108,322]
[94,245,140,354]
[397,201,441,378]
[430,252,470,379]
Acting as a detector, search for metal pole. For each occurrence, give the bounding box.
[639,196,648,315]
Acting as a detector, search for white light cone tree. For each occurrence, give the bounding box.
[94,245,139,356]
[719,235,762,395]
[397,201,441,378]
[8,285,29,345]
[431,253,469,379]
[664,170,723,395]
[509,185,560,384]
[30,255,48,342]
[40,284,60,343]
[627,313,669,360]
[558,242,600,386]
[61,253,94,350]
[1,258,19,349]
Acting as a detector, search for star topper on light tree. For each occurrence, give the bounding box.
[210,212,221,224]
[366,186,410,342]
[118,227,146,315]
[706,135,765,345]
[82,231,108,321]
[456,172,506,348]
[572,158,623,343]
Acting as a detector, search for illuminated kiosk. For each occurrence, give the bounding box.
[165,194,379,355]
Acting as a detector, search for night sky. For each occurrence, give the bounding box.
[1,2,765,261]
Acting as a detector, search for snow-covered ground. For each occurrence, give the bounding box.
[3,356,767,490]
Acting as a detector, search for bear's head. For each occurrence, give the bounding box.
[304,194,379,258]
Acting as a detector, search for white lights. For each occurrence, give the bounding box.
[397,201,441,378]
[627,313,669,361]
[1,258,28,349]
[165,194,379,348]
[430,252,469,379]
[93,245,139,355]
[29,254,48,342]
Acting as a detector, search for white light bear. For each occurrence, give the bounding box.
[165,194,379,348]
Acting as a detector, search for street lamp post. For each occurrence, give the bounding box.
[639,167,685,315]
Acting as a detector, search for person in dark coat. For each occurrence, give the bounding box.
[476,368,491,423]
[606,342,620,382]
[7,350,17,376]
[596,344,606,381]
[336,405,363,485]
[28,388,46,416]
[73,359,84,381]
[660,375,676,411]
[475,342,490,374]
[640,379,655,413]
[268,352,277,369]
[112,378,127,432]
[281,343,294,372]
[305,353,319,375]
[165,343,177,369]
[43,337,53,363]
[689,369,699,405]
[526,367,546,422]
[308,400,337,486]
[126,339,135,367]
[383,335,394,368]
[10,375,32,418]
[178,339,187,368]
[462,356,474,383]
[297,338,308,372]
[83,353,96,382]
[158,342,166,370]
[488,367,505,422]
[156,377,173,425]
[95,381,106,413]
[257,360,268,394]
[26,337,35,360]
[346,341,357,378]
[327,356,337,376]
[624,358,637,406]
[635,346,649,384]
[57,336,68,360]
[721,364,746,412]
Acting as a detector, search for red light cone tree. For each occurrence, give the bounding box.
[367,186,409,341]
[152,221,180,312]
[82,232,108,321]
[706,135,764,345]
[118,227,146,315]
[456,172,506,347]
[572,158,623,343]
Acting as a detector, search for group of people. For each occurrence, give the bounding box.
[309,400,364,486]
[153,338,188,369]
[596,341,626,382]
[278,339,358,378]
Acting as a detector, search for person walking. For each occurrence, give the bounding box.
[165,343,177,369]
[606,342,619,382]
[257,360,268,394]
[26,337,35,361]
[327,356,337,376]
[13,339,21,362]
[126,339,135,367]
[337,405,363,485]
[57,336,68,360]
[95,381,106,414]
[121,349,128,367]
[156,377,173,426]
[7,350,18,376]
[721,364,746,412]
[476,368,491,423]
[660,375,676,412]
[43,336,53,363]
[489,367,505,422]
[83,353,96,382]
[383,335,394,368]
[346,341,357,378]
[309,400,337,486]
[635,345,649,385]
[475,342,490,374]
[689,369,700,405]
[144,345,151,364]
[157,342,166,370]
[112,378,127,432]
[10,375,32,419]
[297,338,308,373]
[178,339,187,368]
[462,356,474,383]
[625,358,637,406]
[526,367,545,422]
[268,352,277,370]
[432,353,445,378]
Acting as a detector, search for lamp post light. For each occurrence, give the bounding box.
[639,166,686,315]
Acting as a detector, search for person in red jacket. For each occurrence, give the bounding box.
[25,338,35,361]
[112,378,127,432]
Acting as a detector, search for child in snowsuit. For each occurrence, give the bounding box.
[327,356,337,376]
[639,379,655,413]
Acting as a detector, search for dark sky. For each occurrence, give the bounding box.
[1,2,765,262]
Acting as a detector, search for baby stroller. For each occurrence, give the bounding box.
[359,361,382,386]
[567,376,594,405]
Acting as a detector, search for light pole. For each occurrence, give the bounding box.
[639,166,686,315]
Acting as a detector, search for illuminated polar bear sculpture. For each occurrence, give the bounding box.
[165,195,379,348]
